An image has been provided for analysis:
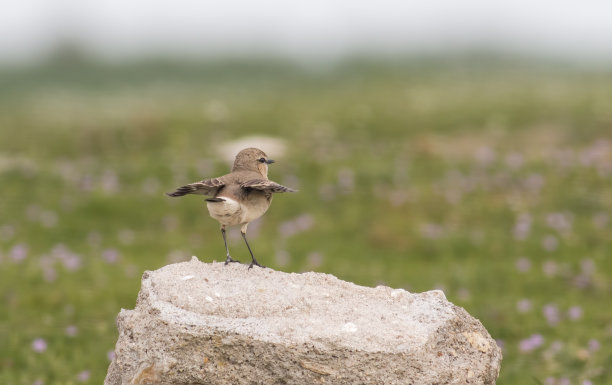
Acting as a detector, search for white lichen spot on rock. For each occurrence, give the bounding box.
[205,296,213,302]
[342,322,358,333]
[181,275,194,281]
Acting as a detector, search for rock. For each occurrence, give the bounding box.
[105,257,502,385]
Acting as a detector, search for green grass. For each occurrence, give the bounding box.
[1,58,611,384]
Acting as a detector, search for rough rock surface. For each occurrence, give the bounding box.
[105,257,501,384]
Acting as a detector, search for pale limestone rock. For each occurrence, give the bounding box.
[105,257,501,384]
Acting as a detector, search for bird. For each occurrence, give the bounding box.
[166,147,296,268]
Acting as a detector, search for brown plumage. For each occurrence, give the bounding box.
[166,147,296,268]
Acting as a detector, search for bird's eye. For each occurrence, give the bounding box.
[258,158,266,163]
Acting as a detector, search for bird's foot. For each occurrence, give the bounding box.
[224,256,240,265]
[248,259,266,269]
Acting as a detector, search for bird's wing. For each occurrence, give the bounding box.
[166,177,225,197]
[240,179,297,193]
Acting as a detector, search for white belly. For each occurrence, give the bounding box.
[206,195,270,227]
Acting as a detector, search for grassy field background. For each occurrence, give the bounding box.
[1,57,611,384]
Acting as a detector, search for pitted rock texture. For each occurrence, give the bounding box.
[105,257,501,384]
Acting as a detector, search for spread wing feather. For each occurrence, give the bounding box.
[240,179,297,193]
[166,177,225,197]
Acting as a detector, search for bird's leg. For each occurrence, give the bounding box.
[221,226,239,265]
[240,224,264,269]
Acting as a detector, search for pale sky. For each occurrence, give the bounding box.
[1,0,612,64]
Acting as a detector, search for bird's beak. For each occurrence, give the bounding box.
[266,159,275,164]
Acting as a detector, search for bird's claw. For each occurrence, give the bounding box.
[248,260,266,269]
[224,256,240,265]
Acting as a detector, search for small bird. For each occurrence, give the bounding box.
[166,148,296,268]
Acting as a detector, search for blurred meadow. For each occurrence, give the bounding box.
[1,56,611,384]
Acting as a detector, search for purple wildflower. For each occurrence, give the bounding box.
[43,267,57,282]
[573,273,592,289]
[515,257,531,273]
[77,370,90,382]
[102,249,120,264]
[80,174,95,191]
[516,299,531,313]
[306,252,324,269]
[107,350,116,361]
[549,340,563,353]
[32,338,47,353]
[513,213,532,240]
[519,334,544,352]
[474,146,496,166]
[295,214,314,231]
[543,304,560,326]
[278,221,298,238]
[580,259,595,275]
[61,252,82,271]
[10,243,27,262]
[568,306,583,320]
[546,212,573,233]
[542,235,558,252]
[65,325,78,337]
[580,139,610,166]
[101,169,120,193]
[588,339,600,352]
[278,214,314,238]
[523,173,545,192]
[495,339,505,351]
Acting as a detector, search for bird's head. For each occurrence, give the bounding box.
[232,147,275,177]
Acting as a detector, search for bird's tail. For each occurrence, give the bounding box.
[166,184,200,197]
